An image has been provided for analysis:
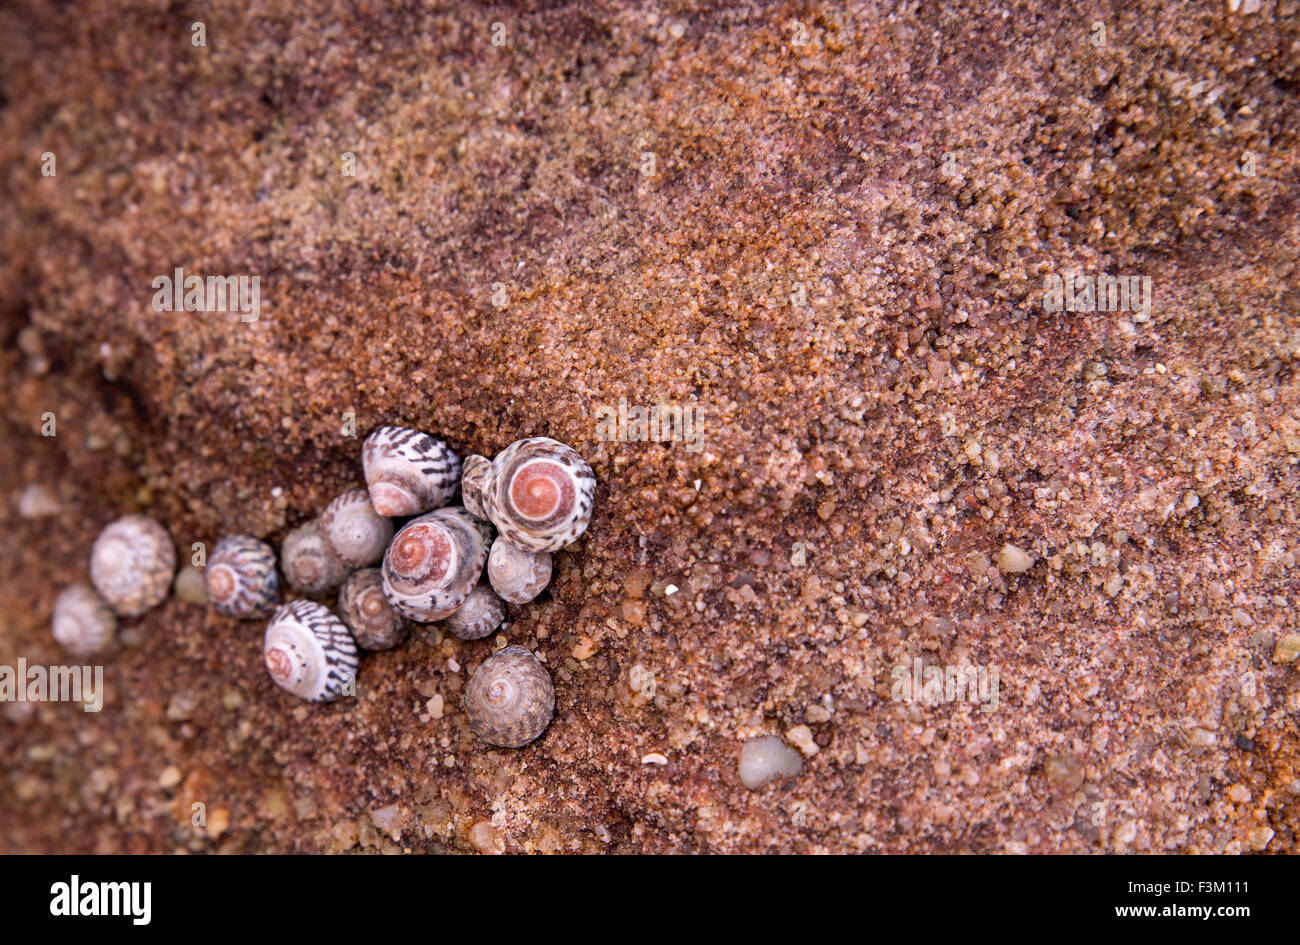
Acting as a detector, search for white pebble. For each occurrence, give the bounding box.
[18,484,60,519]
[738,735,803,790]
[996,543,1034,574]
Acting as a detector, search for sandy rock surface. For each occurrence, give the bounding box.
[1,1,1297,853]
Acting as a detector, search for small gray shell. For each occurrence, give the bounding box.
[460,454,492,520]
[263,600,359,702]
[89,515,176,617]
[443,584,506,641]
[484,437,595,553]
[51,584,117,657]
[463,645,555,748]
[487,537,552,605]
[338,568,408,650]
[207,535,279,619]
[362,426,461,517]
[281,519,350,595]
[320,489,394,568]
[381,506,488,622]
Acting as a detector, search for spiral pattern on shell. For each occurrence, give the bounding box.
[338,568,408,650]
[362,426,461,517]
[460,454,492,520]
[463,645,555,748]
[320,489,394,568]
[89,515,177,617]
[281,519,350,595]
[487,537,552,605]
[263,600,359,702]
[443,584,506,641]
[51,585,117,657]
[207,535,279,619]
[380,507,487,622]
[485,437,595,553]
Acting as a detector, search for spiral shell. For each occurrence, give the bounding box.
[443,584,506,641]
[362,426,461,517]
[487,536,552,605]
[207,535,279,619]
[338,568,408,650]
[460,454,492,520]
[381,507,487,622]
[463,645,555,748]
[89,515,176,617]
[51,585,117,657]
[320,489,394,567]
[484,437,595,553]
[281,519,350,595]
[263,600,359,702]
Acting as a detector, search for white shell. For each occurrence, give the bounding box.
[338,568,408,650]
[460,454,492,520]
[281,519,350,595]
[484,437,595,553]
[381,506,488,622]
[443,584,506,640]
[487,537,552,605]
[263,600,359,702]
[89,515,176,616]
[320,489,394,568]
[362,426,461,517]
[207,535,279,619]
[51,585,117,656]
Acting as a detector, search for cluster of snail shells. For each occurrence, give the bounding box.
[191,425,591,748]
[51,514,178,657]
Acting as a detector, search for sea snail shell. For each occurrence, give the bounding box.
[443,584,506,641]
[338,568,408,650]
[460,454,491,520]
[263,600,359,702]
[89,515,176,617]
[464,645,555,748]
[362,426,461,518]
[484,437,595,553]
[281,519,350,595]
[51,585,117,657]
[381,506,488,622]
[487,537,552,605]
[207,535,279,619]
[320,489,394,568]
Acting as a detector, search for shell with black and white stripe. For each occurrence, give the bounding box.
[381,506,488,622]
[263,600,359,702]
[207,535,279,619]
[361,426,461,517]
[485,437,595,553]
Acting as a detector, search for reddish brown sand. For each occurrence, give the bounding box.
[1,1,1297,853]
